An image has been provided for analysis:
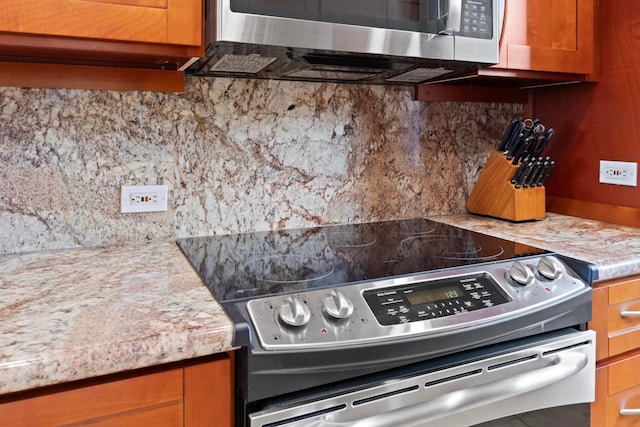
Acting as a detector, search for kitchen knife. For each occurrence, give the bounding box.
[506,132,527,162]
[503,122,525,155]
[514,161,535,189]
[520,118,535,140]
[532,128,555,157]
[512,136,536,165]
[498,118,521,152]
[536,161,556,186]
[524,160,543,188]
[511,160,529,184]
[528,159,549,186]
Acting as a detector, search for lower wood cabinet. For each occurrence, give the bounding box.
[593,351,640,427]
[0,353,233,427]
[590,276,640,426]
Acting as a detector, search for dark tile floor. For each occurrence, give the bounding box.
[475,404,590,427]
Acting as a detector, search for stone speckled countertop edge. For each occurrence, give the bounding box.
[0,241,235,396]
[3,212,640,396]
[431,212,640,282]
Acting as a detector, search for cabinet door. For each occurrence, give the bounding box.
[0,0,201,46]
[0,353,234,427]
[0,368,184,427]
[592,352,640,427]
[497,0,594,74]
[590,277,640,360]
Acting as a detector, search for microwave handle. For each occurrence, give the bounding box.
[320,351,588,427]
[442,0,462,34]
[498,0,506,41]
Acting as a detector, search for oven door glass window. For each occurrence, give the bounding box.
[229,0,449,33]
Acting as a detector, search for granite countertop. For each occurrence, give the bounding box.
[432,212,640,282]
[0,242,234,396]
[3,212,640,397]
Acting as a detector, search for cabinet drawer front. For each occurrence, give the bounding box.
[604,390,640,427]
[608,352,640,395]
[609,277,640,305]
[594,355,640,427]
[591,278,640,359]
[0,368,183,426]
[608,298,640,357]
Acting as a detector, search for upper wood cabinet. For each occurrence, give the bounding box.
[0,0,202,47]
[0,0,203,91]
[493,0,595,75]
[417,0,597,102]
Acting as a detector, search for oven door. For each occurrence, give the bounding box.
[248,328,595,427]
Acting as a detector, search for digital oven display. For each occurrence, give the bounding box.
[406,285,462,305]
[363,273,511,326]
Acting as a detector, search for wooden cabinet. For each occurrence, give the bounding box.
[589,276,640,426]
[493,0,595,75]
[592,352,640,427]
[417,0,597,103]
[0,0,201,47]
[0,353,233,427]
[0,0,203,91]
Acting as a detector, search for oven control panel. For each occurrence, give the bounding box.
[363,273,510,326]
[245,255,590,350]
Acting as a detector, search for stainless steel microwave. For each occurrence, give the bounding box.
[187,0,505,85]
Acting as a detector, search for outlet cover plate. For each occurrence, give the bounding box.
[599,160,637,186]
[121,185,168,213]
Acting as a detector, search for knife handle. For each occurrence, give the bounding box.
[514,161,535,188]
[537,161,555,186]
[529,160,549,187]
[524,161,543,188]
[533,129,555,157]
[498,118,520,151]
[511,161,528,184]
[504,122,525,154]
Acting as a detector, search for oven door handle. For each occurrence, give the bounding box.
[321,351,588,427]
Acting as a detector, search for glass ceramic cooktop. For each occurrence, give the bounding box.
[176,218,548,302]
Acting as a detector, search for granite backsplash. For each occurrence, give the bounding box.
[0,77,522,255]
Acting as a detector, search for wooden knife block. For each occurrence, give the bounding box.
[466,150,546,222]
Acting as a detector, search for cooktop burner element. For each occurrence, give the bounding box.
[245,255,335,284]
[177,218,548,302]
[402,234,506,261]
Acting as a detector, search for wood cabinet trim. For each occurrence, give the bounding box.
[184,353,234,427]
[547,197,640,229]
[590,286,610,361]
[0,61,185,92]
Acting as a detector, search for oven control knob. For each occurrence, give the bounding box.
[509,261,535,286]
[537,256,564,280]
[323,289,354,320]
[279,296,311,327]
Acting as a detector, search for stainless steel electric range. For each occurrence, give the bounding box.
[177,218,595,427]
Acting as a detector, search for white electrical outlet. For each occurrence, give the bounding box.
[120,185,168,213]
[599,160,638,186]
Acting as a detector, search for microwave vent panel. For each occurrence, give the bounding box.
[386,67,455,83]
[211,54,278,74]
